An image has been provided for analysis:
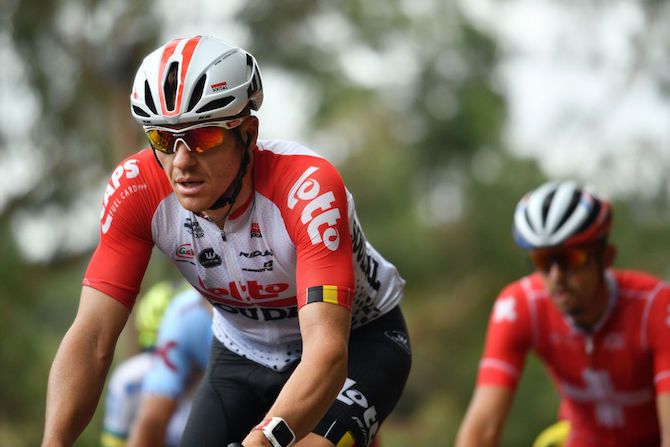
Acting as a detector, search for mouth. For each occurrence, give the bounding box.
[175,178,205,195]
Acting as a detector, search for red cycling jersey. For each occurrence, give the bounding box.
[478,269,670,446]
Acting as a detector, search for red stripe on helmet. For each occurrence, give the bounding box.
[174,36,202,116]
[158,38,181,115]
[157,36,202,117]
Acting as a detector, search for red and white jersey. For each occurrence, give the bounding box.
[85,140,404,370]
[477,270,670,446]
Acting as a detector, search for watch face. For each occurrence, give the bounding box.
[272,421,294,446]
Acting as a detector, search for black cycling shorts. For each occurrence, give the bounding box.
[180,305,411,447]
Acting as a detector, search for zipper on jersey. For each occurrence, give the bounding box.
[585,335,594,356]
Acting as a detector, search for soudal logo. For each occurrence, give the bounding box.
[176,243,195,263]
[239,249,273,258]
[211,302,298,322]
[196,276,290,302]
[250,222,262,238]
[287,166,342,251]
[101,159,141,234]
[198,248,222,268]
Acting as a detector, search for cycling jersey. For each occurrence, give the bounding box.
[84,140,405,370]
[478,269,670,447]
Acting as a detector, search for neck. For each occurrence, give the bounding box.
[201,173,253,228]
[573,278,610,331]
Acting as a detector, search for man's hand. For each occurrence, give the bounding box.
[241,429,272,447]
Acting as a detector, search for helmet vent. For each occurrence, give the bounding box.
[554,191,581,231]
[574,199,601,235]
[144,80,157,115]
[195,96,234,113]
[187,74,207,112]
[132,105,150,118]
[164,62,179,111]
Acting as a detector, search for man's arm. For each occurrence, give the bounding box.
[42,286,130,447]
[454,385,515,447]
[127,395,178,447]
[243,302,351,446]
[657,393,670,447]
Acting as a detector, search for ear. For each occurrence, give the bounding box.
[240,115,259,147]
[603,244,616,267]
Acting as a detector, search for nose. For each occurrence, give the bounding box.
[172,140,195,168]
[546,262,565,282]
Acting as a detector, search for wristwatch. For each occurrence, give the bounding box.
[255,417,296,447]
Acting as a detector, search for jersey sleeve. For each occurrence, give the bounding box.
[645,284,670,394]
[477,281,533,389]
[83,150,172,308]
[258,153,354,310]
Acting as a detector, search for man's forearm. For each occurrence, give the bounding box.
[42,326,114,446]
[267,350,347,441]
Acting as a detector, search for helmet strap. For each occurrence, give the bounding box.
[207,128,251,211]
[151,146,164,169]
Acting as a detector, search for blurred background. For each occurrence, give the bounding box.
[2,0,670,445]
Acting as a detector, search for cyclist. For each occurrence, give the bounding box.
[101,282,210,447]
[127,287,212,447]
[42,35,411,447]
[455,180,670,447]
[101,280,176,447]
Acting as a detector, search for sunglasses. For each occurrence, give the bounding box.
[143,118,245,155]
[529,247,591,273]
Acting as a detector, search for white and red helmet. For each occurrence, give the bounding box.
[513,180,612,249]
[130,35,263,125]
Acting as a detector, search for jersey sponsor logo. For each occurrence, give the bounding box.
[336,378,379,445]
[493,297,517,323]
[184,217,205,238]
[196,276,290,303]
[198,248,222,268]
[100,159,142,234]
[351,219,381,291]
[210,81,228,92]
[385,330,411,354]
[250,222,262,238]
[242,260,274,273]
[211,302,298,321]
[287,166,342,251]
[239,249,273,258]
[175,243,195,264]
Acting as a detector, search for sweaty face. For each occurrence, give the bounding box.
[531,246,606,322]
[155,129,244,214]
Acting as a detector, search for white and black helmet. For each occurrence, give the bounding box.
[130,35,263,125]
[513,180,612,249]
